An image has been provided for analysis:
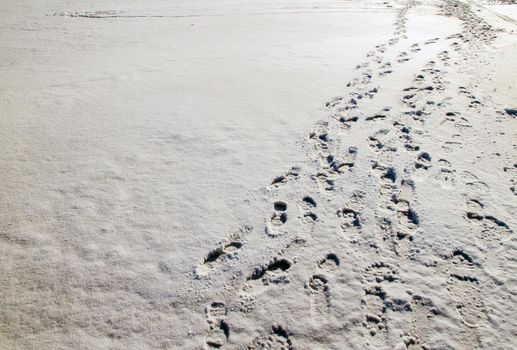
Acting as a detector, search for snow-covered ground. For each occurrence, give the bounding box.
[1,0,516,349]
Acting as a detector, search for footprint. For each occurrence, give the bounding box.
[315,172,336,192]
[436,158,456,183]
[362,286,413,345]
[503,164,517,194]
[205,302,230,348]
[361,286,388,338]
[307,254,340,320]
[415,152,432,170]
[379,69,393,76]
[307,274,331,317]
[243,257,293,293]
[368,135,384,152]
[459,170,478,182]
[378,216,414,259]
[372,163,397,197]
[326,147,357,173]
[248,324,294,350]
[309,121,330,150]
[510,179,517,196]
[356,61,370,69]
[337,114,360,128]
[300,196,318,223]
[239,257,293,311]
[408,294,441,349]
[338,207,362,229]
[465,181,489,194]
[393,120,412,141]
[361,261,414,345]
[397,51,410,63]
[395,199,419,232]
[203,241,243,266]
[271,167,301,187]
[266,201,288,237]
[365,87,379,98]
[325,96,343,109]
[375,43,387,53]
[196,229,248,275]
[344,146,359,168]
[445,251,486,328]
[368,129,393,154]
[318,253,340,271]
[424,37,440,45]
[363,261,399,284]
[393,180,419,234]
[465,210,512,249]
[415,74,425,82]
